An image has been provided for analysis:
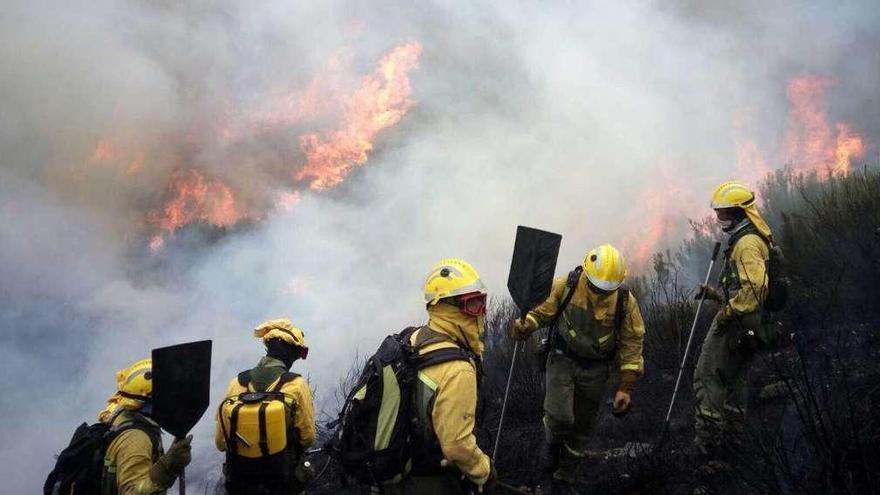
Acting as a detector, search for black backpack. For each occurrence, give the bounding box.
[764,242,790,312]
[44,414,159,495]
[326,327,473,487]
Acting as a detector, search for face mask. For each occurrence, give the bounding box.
[720,217,744,232]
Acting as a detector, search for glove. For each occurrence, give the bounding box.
[694,284,722,302]
[612,391,632,418]
[612,370,637,417]
[478,462,498,493]
[149,435,192,488]
[508,318,533,341]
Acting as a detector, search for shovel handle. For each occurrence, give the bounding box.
[177,436,186,495]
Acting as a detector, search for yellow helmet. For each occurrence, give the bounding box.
[423,258,487,305]
[254,318,307,348]
[582,244,627,292]
[116,358,153,402]
[710,180,773,240]
[710,181,755,209]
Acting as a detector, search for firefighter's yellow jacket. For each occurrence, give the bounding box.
[718,231,769,323]
[101,408,167,495]
[410,303,491,485]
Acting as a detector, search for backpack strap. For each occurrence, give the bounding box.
[410,327,478,369]
[228,403,245,456]
[611,288,629,357]
[111,413,162,459]
[410,347,472,371]
[553,267,583,327]
[413,326,454,349]
[271,372,300,393]
[545,267,582,351]
[257,402,270,457]
[614,288,629,332]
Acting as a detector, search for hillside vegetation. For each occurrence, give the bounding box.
[305,167,880,494]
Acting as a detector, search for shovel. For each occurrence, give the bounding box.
[152,340,213,495]
[493,226,562,463]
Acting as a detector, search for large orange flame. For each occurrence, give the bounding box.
[834,123,866,175]
[294,41,422,190]
[146,169,258,251]
[783,75,866,177]
[134,42,422,250]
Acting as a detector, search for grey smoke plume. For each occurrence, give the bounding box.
[2,0,878,491]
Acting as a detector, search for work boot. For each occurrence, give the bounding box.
[550,442,582,489]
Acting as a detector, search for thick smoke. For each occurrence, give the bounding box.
[1,0,878,491]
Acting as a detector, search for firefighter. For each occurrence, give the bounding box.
[98,358,193,494]
[510,244,645,490]
[215,319,316,494]
[391,258,496,494]
[692,181,774,457]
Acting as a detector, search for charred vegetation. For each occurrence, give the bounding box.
[293,167,880,494]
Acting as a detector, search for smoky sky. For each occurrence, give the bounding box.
[2,0,878,491]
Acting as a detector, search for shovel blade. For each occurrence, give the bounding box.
[507,226,562,314]
[151,340,212,438]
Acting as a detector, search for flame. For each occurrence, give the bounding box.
[147,169,257,250]
[834,123,865,175]
[294,41,422,190]
[783,75,866,177]
[137,42,422,249]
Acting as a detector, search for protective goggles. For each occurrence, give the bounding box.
[298,346,309,360]
[446,292,488,316]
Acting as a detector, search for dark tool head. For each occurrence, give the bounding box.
[507,226,562,315]
[151,340,212,438]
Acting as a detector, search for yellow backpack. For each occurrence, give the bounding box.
[219,371,298,460]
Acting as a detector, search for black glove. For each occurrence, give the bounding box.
[694,284,722,302]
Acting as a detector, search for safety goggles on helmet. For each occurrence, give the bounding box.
[445,292,488,316]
